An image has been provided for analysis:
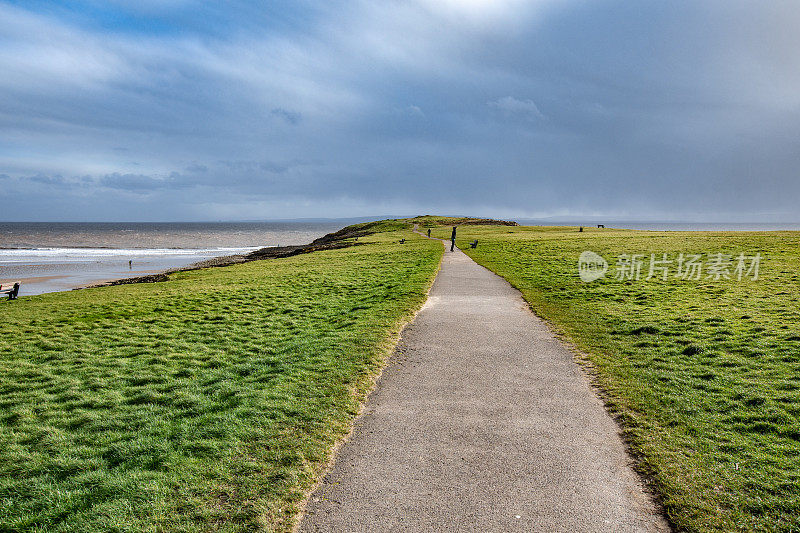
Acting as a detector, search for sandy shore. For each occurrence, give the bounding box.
[2,223,375,297]
[1,274,67,285]
[0,254,229,296]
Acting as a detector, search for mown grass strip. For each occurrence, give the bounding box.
[0,224,441,532]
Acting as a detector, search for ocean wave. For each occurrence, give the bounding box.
[0,247,261,263]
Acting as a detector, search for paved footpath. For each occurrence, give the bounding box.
[300,236,669,532]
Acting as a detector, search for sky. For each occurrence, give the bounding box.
[1,0,799,221]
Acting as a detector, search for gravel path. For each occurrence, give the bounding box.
[299,233,669,532]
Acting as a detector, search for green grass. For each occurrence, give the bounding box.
[0,224,442,532]
[434,224,800,531]
[406,215,517,228]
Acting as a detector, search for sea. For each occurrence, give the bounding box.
[0,222,344,296]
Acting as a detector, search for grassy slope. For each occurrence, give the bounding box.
[433,224,800,532]
[0,223,442,532]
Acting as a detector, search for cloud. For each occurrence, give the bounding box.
[488,96,545,120]
[404,105,425,118]
[270,108,302,125]
[217,160,290,174]
[1,1,800,221]
[27,174,67,186]
[100,173,174,192]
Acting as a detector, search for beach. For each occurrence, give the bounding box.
[0,221,343,296]
[0,248,257,295]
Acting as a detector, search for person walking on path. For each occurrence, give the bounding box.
[450,226,456,251]
[427,228,431,238]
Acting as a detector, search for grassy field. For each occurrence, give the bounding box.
[0,222,442,532]
[428,223,800,531]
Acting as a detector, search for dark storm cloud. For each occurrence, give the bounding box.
[1,0,799,220]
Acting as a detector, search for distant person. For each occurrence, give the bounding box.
[129,259,132,270]
[427,228,431,238]
[450,226,456,252]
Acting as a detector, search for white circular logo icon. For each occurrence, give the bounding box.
[578,251,608,282]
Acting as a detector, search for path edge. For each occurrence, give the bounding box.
[536,315,676,531]
[460,253,677,532]
[290,228,445,532]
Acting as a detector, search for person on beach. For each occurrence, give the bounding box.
[450,226,456,251]
[129,259,132,270]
